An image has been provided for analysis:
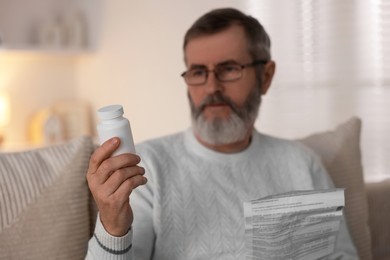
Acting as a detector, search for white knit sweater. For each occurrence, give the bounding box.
[86,129,358,260]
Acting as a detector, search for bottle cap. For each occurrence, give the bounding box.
[98,105,124,120]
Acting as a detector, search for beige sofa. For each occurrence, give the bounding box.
[0,117,389,260]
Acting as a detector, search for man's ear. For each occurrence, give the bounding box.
[260,61,276,95]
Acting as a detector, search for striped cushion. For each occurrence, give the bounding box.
[299,117,372,260]
[0,136,94,260]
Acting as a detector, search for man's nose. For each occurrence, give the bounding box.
[204,71,224,93]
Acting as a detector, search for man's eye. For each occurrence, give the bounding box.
[220,65,240,73]
[189,69,206,77]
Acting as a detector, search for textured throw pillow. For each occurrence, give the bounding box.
[298,117,372,260]
[0,136,94,260]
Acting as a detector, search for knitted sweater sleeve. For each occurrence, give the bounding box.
[85,213,134,260]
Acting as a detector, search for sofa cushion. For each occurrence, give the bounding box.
[298,117,372,260]
[0,136,94,260]
[366,179,390,259]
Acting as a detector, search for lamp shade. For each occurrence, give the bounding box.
[0,92,10,127]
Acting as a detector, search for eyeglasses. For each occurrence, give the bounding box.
[181,60,268,86]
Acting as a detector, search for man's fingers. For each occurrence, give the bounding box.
[113,174,148,201]
[88,137,120,175]
[104,166,146,195]
[93,154,141,184]
[96,170,147,214]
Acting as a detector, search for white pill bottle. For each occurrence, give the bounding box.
[97,104,136,156]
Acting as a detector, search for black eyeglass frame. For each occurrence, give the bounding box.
[180,59,269,86]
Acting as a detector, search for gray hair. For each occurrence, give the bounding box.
[183,8,271,61]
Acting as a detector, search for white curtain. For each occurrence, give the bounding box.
[244,0,390,182]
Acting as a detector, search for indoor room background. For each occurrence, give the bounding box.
[0,0,388,183]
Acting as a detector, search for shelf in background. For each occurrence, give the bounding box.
[0,0,102,54]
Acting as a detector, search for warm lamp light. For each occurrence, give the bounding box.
[0,92,10,145]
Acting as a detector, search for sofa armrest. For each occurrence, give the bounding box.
[366,179,390,260]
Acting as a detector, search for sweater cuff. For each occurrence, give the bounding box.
[94,213,133,255]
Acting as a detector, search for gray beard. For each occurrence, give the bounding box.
[192,111,250,145]
[189,86,261,145]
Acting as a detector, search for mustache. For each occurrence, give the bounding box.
[194,92,240,118]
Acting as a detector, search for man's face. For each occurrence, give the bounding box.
[184,25,262,145]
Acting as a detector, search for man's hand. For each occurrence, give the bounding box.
[86,137,147,237]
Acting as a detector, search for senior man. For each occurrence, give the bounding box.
[86,7,358,260]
